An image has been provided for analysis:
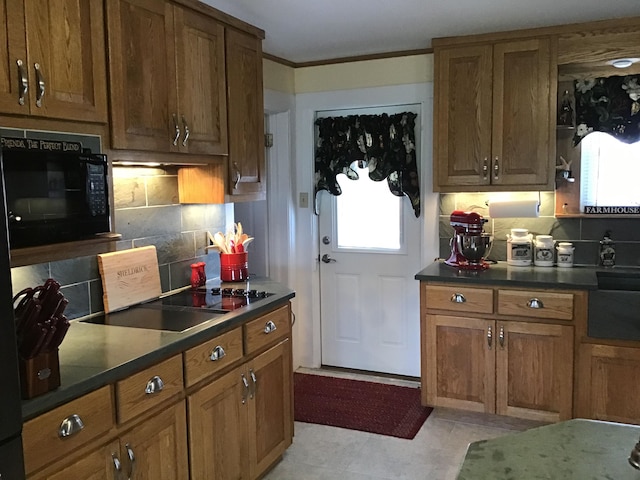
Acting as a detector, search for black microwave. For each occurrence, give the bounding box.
[1,137,111,249]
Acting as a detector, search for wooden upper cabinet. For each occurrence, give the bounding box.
[107,0,227,156]
[434,38,553,192]
[175,7,227,155]
[0,0,107,122]
[226,28,266,201]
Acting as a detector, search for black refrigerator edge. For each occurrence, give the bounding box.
[0,150,26,479]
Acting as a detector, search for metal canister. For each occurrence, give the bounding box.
[534,235,554,267]
[556,242,575,268]
[507,229,532,266]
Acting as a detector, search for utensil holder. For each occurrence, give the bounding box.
[220,252,248,282]
[19,349,61,399]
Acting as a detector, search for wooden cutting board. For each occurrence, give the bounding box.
[98,246,162,313]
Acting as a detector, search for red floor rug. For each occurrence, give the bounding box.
[293,372,433,439]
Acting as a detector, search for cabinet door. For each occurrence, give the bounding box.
[188,364,249,480]
[226,28,266,201]
[120,401,189,480]
[434,44,493,189]
[576,344,640,425]
[496,322,573,422]
[24,0,107,122]
[174,6,227,155]
[107,0,176,151]
[491,39,552,187]
[0,0,28,115]
[247,339,292,479]
[30,440,121,480]
[425,314,495,413]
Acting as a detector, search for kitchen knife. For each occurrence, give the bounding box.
[47,315,70,351]
[19,324,47,359]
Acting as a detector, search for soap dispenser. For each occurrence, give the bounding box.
[599,230,616,267]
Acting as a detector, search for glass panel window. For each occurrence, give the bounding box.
[580,132,640,210]
[335,164,403,251]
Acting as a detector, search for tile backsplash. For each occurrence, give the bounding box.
[10,155,227,320]
[439,191,640,267]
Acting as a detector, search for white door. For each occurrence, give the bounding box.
[318,163,421,377]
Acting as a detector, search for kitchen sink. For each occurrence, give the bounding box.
[588,270,640,341]
[81,306,225,332]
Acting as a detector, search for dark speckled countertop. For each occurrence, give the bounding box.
[415,260,603,290]
[457,419,640,479]
[21,278,295,421]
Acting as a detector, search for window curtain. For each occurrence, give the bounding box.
[314,112,420,217]
[573,75,640,146]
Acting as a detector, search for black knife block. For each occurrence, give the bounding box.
[19,349,61,399]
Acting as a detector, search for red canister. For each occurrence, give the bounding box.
[220,253,248,282]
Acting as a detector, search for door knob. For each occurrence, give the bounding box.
[321,254,336,263]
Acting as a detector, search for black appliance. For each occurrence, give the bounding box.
[1,136,110,249]
[81,287,274,332]
[0,151,26,478]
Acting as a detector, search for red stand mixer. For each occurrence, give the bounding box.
[444,210,493,270]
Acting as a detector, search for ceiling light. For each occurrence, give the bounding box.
[609,58,640,69]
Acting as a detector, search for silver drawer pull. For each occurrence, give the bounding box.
[126,443,136,479]
[210,345,226,361]
[145,375,164,395]
[59,414,85,438]
[527,298,544,309]
[450,293,466,303]
[112,453,122,474]
[487,326,492,350]
[264,320,277,334]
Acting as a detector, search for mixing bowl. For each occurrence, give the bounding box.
[456,234,493,262]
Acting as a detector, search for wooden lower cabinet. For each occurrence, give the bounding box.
[425,314,573,422]
[576,344,640,425]
[188,339,292,479]
[29,401,188,480]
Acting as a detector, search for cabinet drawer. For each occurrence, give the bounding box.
[116,354,184,424]
[425,284,493,314]
[244,305,290,354]
[23,386,114,475]
[497,289,574,321]
[184,327,244,387]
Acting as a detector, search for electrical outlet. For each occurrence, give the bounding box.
[299,192,309,208]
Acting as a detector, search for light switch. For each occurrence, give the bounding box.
[299,192,309,208]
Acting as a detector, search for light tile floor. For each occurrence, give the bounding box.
[264,368,545,480]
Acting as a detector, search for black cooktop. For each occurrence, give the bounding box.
[81,306,223,332]
[81,286,274,332]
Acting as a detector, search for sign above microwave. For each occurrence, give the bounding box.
[1,136,83,154]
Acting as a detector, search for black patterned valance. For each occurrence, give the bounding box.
[573,75,640,145]
[314,112,420,217]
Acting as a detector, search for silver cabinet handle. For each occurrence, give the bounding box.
[249,369,257,399]
[16,59,27,106]
[487,326,492,350]
[527,298,544,309]
[450,293,466,303]
[233,161,241,189]
[210,345,226,361]
[112,453,122,476]
[59,414,85,438]
[241,374,249,404]
[145,375,164,394]
[34,63,45,107]
[499,325,505,348]
[482,157,489,180]
[264,320,277,334]
[181,115,190,146]
[125,443,136,480]
[493,156,499,180]
[291,312,296,326]
[172,113,180,145]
